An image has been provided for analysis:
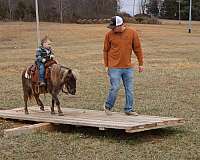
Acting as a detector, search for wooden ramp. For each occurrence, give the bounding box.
[0,106,185,133]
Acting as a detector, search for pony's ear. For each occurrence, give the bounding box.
[68,69,72,74]
[72,69,79,80]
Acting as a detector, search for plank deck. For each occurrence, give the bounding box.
[0,106,185,133]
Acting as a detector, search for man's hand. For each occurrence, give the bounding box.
[139,66,144,73]
[105,67,108,73]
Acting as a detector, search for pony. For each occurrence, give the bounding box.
[22,64,77,116]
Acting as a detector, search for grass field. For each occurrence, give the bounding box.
[0,21,200,160]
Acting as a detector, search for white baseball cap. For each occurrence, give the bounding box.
[107,16,124,29]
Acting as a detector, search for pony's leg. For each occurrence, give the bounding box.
[24,94,29,114]
[34,94,45,111]
[53,95,64,116]
[51,98,55,114]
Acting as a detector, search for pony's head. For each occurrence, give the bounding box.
[64,69,77,95]
[51,64,78,95]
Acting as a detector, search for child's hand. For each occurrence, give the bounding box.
[50,55,55,59]
[42,58,46,63]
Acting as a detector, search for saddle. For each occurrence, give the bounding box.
[26,60,57,84]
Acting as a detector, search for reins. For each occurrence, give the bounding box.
[60,65,71,70]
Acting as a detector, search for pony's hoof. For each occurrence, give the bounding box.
[40,106,45,111]
[51,111,56,115]
[25,111,29,115]
[58,112,64,116]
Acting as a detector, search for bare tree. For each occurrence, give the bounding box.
[139,0,147,14]
[8,0,12,19]
[0,0,118,22]
[59,0,63,23]
[133,0,136,16]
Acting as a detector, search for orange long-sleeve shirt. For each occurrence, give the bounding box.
[103,27,144,68]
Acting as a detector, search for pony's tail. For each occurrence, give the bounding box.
[51,64,61,86]
[22,69,33,100]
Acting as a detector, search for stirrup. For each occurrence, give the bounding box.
[39,82,46,86]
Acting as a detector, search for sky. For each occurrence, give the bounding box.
[119,0,140,16]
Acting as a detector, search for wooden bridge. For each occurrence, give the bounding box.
[0,106,185,137]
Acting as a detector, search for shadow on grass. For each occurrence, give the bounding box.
[0,119,186,144]
[54,124,186,144]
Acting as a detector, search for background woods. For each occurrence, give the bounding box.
[0,0,118,22]
[0,0,200,22]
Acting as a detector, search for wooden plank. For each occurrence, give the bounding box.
[0,112,135,129]
[6,107,182,123]
[4,123,55,138]
[4,114,183,129]
[1,111,180,130]
[3,107,183,123]
[1,108,184,126]
[0,106,185,133]
[126,120,185,133]
[99,127,106,131]
[0,108,157,128]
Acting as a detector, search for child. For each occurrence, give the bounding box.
[35,36,55,86]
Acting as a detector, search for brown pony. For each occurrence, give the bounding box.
[22,64,77,116]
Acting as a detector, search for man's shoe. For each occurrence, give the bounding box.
[125,111,139,116]
[104,106,112,115]
[40,82,46,86]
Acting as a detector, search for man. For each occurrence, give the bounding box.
[103,16,144,116]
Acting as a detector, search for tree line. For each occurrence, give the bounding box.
[145,0,200,20]
[0,0,199,22]
[0,0,118,22]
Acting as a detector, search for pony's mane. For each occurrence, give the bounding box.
[51,64,61,86]
[61,65,79,80]
[51,64,79,86]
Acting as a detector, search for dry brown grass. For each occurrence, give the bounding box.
[0,21,200,160]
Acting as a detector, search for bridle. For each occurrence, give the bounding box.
[62,87,68,94]
[60,65,77,95]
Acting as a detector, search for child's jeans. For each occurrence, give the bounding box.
[36,61,45,82]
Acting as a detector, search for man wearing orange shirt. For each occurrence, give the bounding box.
[103,16,144,116]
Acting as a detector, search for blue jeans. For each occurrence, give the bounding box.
[105,68,134,112]
[36,61,45,82]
